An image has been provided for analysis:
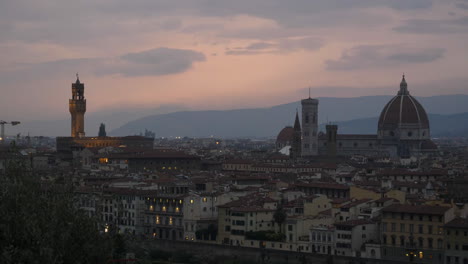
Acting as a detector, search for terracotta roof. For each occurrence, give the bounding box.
[378,87,429,130]
[341,199,372,209]
[295,182,349,190]
[445,217,468,229]
[379,169,446,176]
[98,150,198,159]
[382,204,450,215]
[276,126,295,143]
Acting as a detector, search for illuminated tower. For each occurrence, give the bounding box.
[301,95,319,156]
[69,74,86,138]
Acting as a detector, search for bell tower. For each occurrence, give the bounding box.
[69,74,86,138]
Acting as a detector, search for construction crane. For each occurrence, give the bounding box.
[0,120,21,144]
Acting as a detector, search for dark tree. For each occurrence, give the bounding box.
[0,152,112,263]
[273,205,287,233]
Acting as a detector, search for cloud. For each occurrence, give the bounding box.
[226,37,323,55]
[113,48,206,76]
[394,16,468,34]
[0,0,434,45]
[326,45,445,71]
[0,48,206,83]
[456,0,468,9]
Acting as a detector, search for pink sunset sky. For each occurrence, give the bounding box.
[1,0,468,121]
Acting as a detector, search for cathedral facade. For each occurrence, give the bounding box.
[277,76,438,159]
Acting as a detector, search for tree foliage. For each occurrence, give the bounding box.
[0,154,112,264]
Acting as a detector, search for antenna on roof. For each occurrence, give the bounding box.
[308,87,311,98]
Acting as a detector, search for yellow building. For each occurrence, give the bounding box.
[381,204,455,263]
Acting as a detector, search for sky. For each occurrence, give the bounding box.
[1,0,468,122]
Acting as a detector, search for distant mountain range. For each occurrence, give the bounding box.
[7,94,468,138]
[110,95,468,138]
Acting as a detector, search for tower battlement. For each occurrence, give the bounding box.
[69,76,86,137]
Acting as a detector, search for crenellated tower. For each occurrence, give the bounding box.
[69,74,86,138]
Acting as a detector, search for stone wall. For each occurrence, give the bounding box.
[129,239,408,264]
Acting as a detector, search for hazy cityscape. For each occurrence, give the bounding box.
[1,1,468,264]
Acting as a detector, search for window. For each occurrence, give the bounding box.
[428,225,433,234]
[400,236,405,246]
[391,223,396,232]
[288,225,293,231]
[410,224,414,233]
[362,226,366,231]
[419,224,423,234]
[400,224,405,232]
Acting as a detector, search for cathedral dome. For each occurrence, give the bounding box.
[276,126,294,143]
[378,76,430,142]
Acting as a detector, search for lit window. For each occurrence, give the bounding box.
[175,207,180,213]
[149,205,154,211]
[156,216,160,224]
[169,217,173,225]
[190,199,194,204]
[203,197,207,202]
[162,206,166,212]
[179,200,183,204]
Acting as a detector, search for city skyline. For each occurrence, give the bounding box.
[1,0,468,121]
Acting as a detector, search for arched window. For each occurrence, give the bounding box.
[400,236,405,246]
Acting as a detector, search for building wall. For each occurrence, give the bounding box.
[444,226,468,264]
[381,209,454,263]
[304,195,332,216]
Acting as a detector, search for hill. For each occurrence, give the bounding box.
[111,95,468,138]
